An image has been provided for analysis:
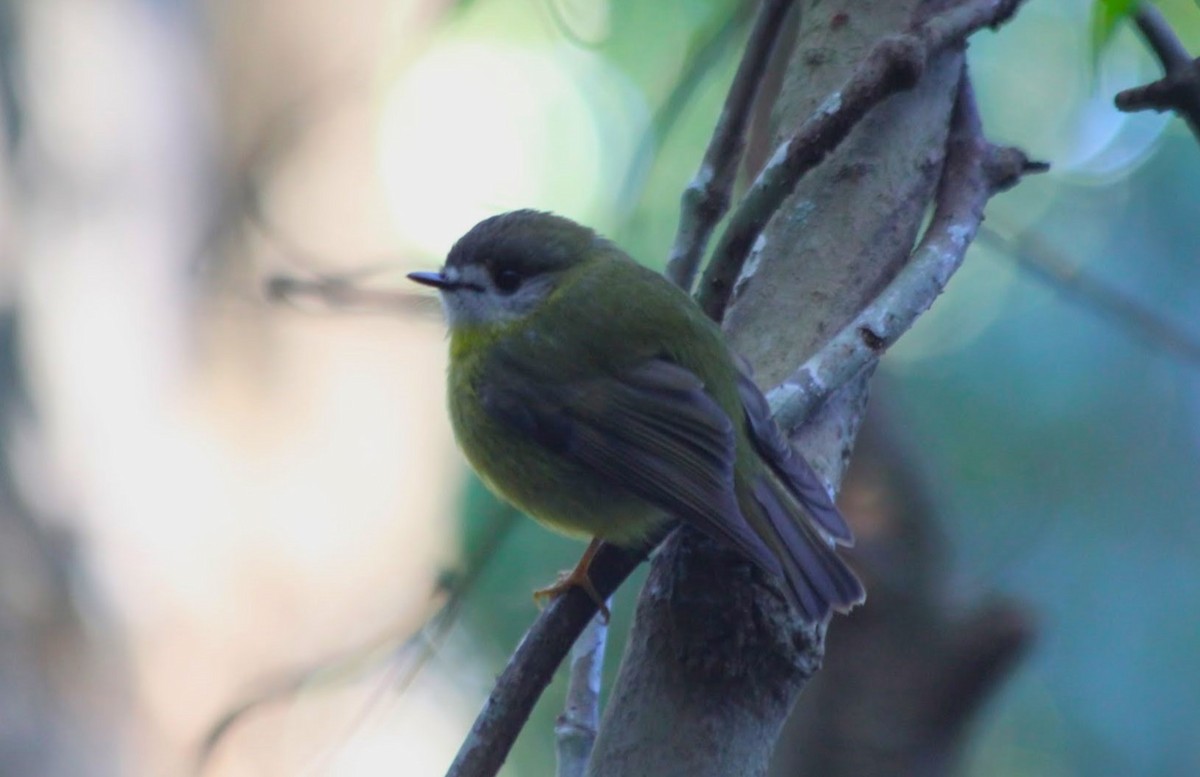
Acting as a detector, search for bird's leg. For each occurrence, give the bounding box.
[533,537,609,623]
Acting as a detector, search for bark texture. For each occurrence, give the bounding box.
[725,5,961,383]
[585,531,821,777]
[587,1,961,774]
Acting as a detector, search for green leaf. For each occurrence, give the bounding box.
[1090,0,1141,63]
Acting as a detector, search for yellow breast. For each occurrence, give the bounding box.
[446,325,665,546]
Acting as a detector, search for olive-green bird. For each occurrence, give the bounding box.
[409,210,864,623]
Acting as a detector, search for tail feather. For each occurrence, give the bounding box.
[750,476,865,623]
[734,368,853,544]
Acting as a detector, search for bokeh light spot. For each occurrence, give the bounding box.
[377,41,626,256]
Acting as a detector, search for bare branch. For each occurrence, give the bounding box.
[697,0,1028,321]
[666,0,797,291]
[445,538,661,777]
[554,606,611,777]
[979,225,1200,369]
[199,503,520,774]
[1129,2,1193,70]
[1114,4,1200,141]
[767,75,1044,436]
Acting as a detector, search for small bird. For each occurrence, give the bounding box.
[409,210,864,623]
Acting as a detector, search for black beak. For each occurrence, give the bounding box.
[407,271,455,290]
[407,270,485,292]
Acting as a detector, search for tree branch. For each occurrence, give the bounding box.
[200,502,521,772]
[1128,3,1192,69]
[666,0,797,291]
[698,0,1028,321]
[978,225,1200,369]
[1114,3,1200,141]
[444,538,660,777]
[584,527,825,777]
[767,77,1046,437]
[554,605,610,777]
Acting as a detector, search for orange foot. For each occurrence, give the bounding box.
[532,538,610,623]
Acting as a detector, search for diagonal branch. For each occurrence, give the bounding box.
[199,502,520,773]
[1114,3,1200,142]
[697,0,1027,321]
[767,75,1046,436]
[666,0,797,291]
[979,225,1200,369]
[1128,3,1193,69]
[444,537,662,777]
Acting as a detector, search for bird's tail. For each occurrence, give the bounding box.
[748,473,865,623]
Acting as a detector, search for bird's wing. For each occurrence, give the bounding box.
[480,355,781,576]
[734,364,854,545]
[732,362,863,621]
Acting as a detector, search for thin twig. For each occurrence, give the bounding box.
[196,502,519,774]
[1114,4,1200,141]
[445,536,662,777]
[697,0,1027,321]
[666,0,797,291]
[979,225,1200,369]
[554,603,611,777]
[1130,3,1193,70]
[767,74,1044,436]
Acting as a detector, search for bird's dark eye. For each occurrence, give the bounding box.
[493,267,522,294]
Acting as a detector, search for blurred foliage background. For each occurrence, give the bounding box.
[1,0,1198,775]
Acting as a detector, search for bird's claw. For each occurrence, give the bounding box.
[533,569,610,624]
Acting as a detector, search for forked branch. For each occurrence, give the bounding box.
[768,76,1046,436]
[698,0,1028,321]
[1114,4,1200,141]
[666,0,798,291]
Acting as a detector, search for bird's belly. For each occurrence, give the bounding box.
[478,461,666,546]
[450,383,665,546]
